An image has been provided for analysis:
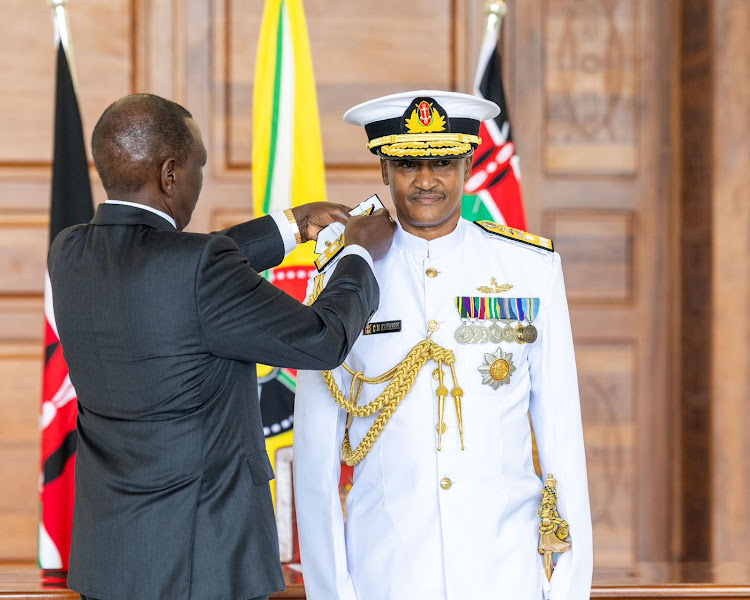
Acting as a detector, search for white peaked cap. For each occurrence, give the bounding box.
[343,90,500,159]
[344,90,500,125]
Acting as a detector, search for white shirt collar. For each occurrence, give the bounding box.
[105,200,177,229]
[393,217,466,259]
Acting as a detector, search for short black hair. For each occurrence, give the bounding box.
[91,94,195,194]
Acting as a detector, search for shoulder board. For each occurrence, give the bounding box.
[314,234,346,272]
[473,220,554,253]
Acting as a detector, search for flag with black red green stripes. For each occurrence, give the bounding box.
[463,16,527,229]
[39,25,93,569]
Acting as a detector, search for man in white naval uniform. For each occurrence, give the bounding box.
[293,91,592,599]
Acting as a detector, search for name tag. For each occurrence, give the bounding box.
[364,320,402,335]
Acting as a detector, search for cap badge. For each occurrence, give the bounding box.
[418,100,432,126]
[405,100,446,134]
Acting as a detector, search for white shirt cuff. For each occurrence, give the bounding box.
[338,245,374,272]
[270,211,297,257]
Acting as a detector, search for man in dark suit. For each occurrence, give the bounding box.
[47,93,395,600]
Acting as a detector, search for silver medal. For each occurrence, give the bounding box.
[501,323,516,343]
[454,324,474,344]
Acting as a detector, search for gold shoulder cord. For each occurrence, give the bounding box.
[307,276,464,466]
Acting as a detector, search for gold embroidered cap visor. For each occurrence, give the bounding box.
[344,90,500,159]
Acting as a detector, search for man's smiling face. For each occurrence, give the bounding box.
[381,156,473,241]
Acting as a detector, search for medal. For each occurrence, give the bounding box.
[522,298,539,343]
[514,298,527,344]
[501,321,516,343]
[478,347,516,389]
[455,323,473,344]
[455,296,540,345]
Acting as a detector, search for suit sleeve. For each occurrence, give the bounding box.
[527,252,593,599]
[196,234,377,370]
[211,214,285,273]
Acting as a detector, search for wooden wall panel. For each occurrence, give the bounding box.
[218,0,454,172]
[512,0,676,569]
[547,211,634,303]
[544,0,639,174]
[577,343,635,567]
[0,0,134,169]
[709,0,750,569]
[0,345,43,560]
[0,216,48,295]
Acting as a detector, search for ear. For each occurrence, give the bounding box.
[462,155,473,183]
[380,159,389,185]
[160,158,177,197]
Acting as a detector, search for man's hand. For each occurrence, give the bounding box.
[344,208,397,261]
[291,202,351,244]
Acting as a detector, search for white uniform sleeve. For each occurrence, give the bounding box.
[527,252,593,599]
[293,271,358,600]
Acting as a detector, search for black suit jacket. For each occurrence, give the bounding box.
[48,203,378,600]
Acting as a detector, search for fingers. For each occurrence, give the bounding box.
[327,203,351,225]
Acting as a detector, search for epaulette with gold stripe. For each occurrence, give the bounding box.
[473,220,554,253]
[314,234,346,272]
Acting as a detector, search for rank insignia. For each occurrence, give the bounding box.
[314,235,345,272]
[473,220,554,252]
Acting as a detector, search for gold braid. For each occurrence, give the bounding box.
[325,340,458,466]
[306,272,461,466]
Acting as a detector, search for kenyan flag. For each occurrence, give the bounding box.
[463,17,527,230]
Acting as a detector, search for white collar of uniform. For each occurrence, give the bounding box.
[393,217,466,259]
[105,200,177,229]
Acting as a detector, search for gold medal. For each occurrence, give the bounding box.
[515,323,526,344]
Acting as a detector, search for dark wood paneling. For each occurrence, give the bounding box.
[678,0,713,563]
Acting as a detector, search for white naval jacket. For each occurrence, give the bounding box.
[293,218,593,600]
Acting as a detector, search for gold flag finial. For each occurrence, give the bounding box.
[538,474,572,581]
[484,0,507,36]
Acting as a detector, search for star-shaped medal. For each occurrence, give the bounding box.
[478,347,516,389]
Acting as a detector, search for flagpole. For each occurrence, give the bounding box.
[48,0,78,88]
[484,0,506,38]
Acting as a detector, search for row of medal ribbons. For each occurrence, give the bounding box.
[454,297,540,345]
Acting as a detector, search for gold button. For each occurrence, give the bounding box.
[426,268,438,278]
[440,477,452,490]
[427,319,439,332]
